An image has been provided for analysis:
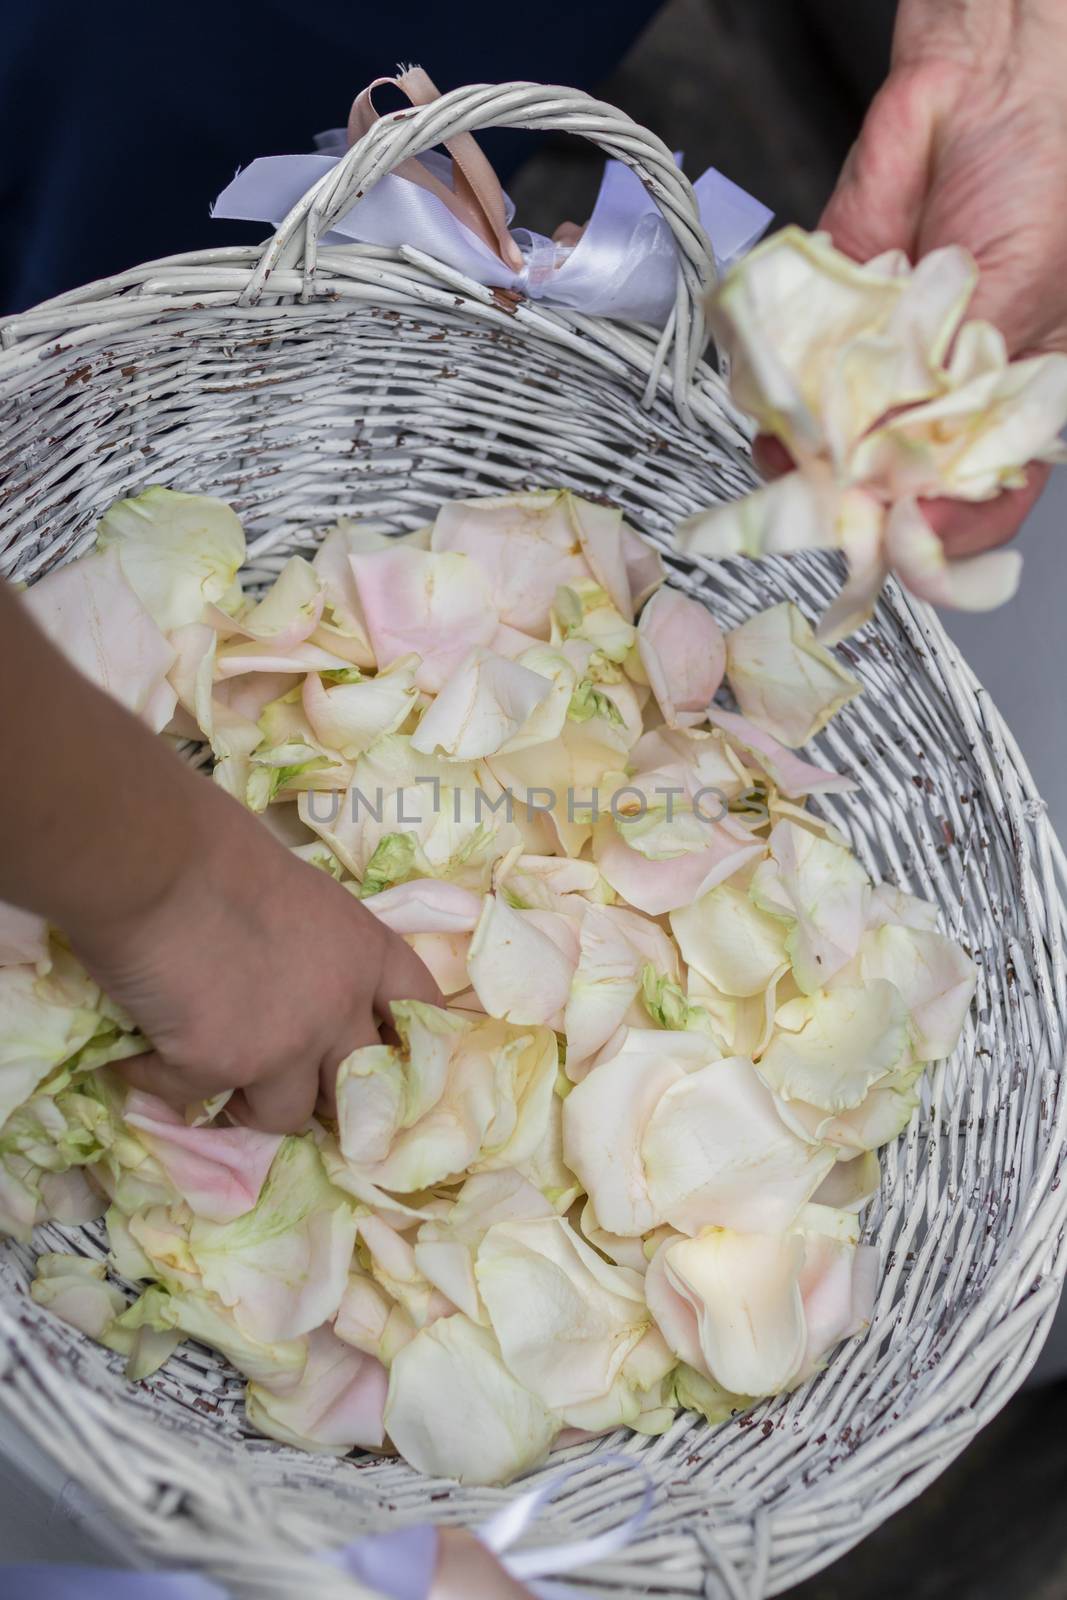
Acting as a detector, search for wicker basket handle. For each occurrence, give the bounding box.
[243,81,716,407]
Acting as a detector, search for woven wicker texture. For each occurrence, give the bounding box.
[0,82,1065,1600]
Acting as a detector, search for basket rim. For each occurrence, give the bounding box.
[0,239,752,445]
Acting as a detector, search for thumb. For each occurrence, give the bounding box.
[374,936,445,1028]
[820,73,936,262]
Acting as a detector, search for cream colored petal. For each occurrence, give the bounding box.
[467,895,578,1028]
[302,658,418,759]
[385,1314,557,1485]
[811,1150,881,1212]
[647,1229,807,1396]
[675,468,841,563]
[751,820,870,993]
[95,486,246,632]
[671,873,789,997]
[411,649,559,760]
[476,1215,647,1413]
[856,923,976,1060]
[883,498,1022,612]
[642,1056,834,1233]
[710,226,910,460]
[562,1029,697,1235]
[760,980,912,1111]
[725,601,860,748]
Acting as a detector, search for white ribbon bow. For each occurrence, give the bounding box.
[213,79,771,327]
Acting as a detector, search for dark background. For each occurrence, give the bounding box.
[0,0,888,311]
[4,1,1066,1590]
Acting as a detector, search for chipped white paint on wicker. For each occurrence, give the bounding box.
[0,81,1065,1600]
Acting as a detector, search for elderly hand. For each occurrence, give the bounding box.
[819,0,1067,556]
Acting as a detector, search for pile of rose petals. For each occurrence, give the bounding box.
[1,485,976,1485]
[678,226,1067,643]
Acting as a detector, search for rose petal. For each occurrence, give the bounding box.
[705,706,856,797]
[642,1056,834,1233]
[351,546,498,692]
[883,497,1022,612]
[638,586,726,727]
[24,548,177,731]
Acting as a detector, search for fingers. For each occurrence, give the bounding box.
[119,1047,318,1134]
[753,436,793,480]
[921,463,1050,557]
[116,1050,212,1108]
[234,1068,320,1135]
[819,71,942,262]
[374,935,445,1026]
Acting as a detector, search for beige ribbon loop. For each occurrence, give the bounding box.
[347,66,524,271]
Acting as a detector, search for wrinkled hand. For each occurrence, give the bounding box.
[71,784,441,1132]
[819,0,1067,554]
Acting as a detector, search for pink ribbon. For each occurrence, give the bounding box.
[345,68,524,272]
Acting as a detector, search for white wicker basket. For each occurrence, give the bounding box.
[1,81,1066,1600]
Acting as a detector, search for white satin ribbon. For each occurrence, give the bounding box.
[213,136,771,327]
[477,1453,654,1599]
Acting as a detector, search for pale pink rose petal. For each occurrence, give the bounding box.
[350,546,498,693]
[570,498,632,617]
[123,1091,283,1223]
[247,1326,388,1452]
[311,520,385,665]
[562,1029,690,1237]
[24,547,177,731]
[215,672,299,723]
[638,587,726,728]
[361,880,484,935]
[883,497,1023,612]
[643,1238,709,1374]
[795,1235,878,1382]
[594,816,763,917]
[432,492,591,635]
[492,623,547,660]
[642,1057,834,1234]
[630,727,748,805]
[705,707,856,797]
[621,524,666,610]
[408,931,473,995]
